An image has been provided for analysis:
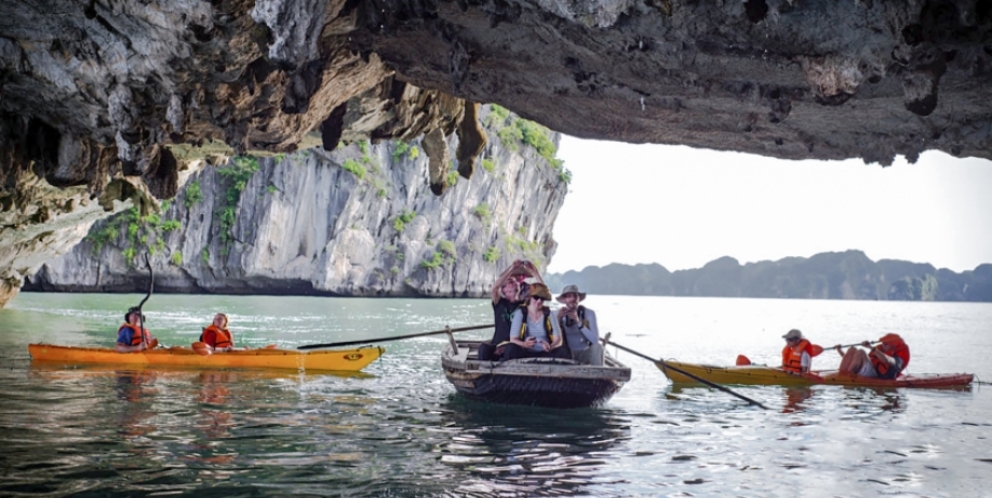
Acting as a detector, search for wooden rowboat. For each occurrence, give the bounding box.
[658,360,974,389]
[441,340,631,408]
[28,343,384,373]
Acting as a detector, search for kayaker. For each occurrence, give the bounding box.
[556,284,603,366]
[835,333,911,379]
[501,283,570,360]
[115,308,156,353]
[781,329,822,374]
[199,313,247,352]
[478,260,542,361]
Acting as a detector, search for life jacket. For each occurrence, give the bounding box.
[871,333,910,377]
[120,323,149,346]
[519,307,555,343]
[781,339,822,373]
[200,325,233,349]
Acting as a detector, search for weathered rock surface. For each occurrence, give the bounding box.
[3,0,991,305]
[26,111,567,296]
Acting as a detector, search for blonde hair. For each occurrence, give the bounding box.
[215,313,229,329]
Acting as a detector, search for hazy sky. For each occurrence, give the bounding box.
[546,136,992,274]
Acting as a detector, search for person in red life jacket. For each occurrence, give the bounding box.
[115,308,156,353]
[781,329,823,374]
[199,313,248,353]
[500,283,570,361]
[835,333,911,380]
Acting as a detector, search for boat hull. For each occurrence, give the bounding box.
[28,343,383,372]
[442,340,631,408]
[658,360,973,389]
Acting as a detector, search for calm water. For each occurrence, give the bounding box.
[1,293,991,497]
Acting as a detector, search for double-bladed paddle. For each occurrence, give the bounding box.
[297,324,493,350]
[602,336,769,410]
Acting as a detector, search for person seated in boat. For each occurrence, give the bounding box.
[834,333,910,380]
[199,313,248,353]
[478,260,542,361]
[115,308,156,353]
[500,283,571,361]
[781,329,822,374]
[556,284,603,366]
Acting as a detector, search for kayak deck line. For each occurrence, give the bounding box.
[28,343,384,373]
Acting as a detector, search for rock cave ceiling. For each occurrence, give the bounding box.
[1,0,990,307]
[1,0,990,202]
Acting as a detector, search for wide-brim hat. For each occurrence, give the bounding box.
[782,329,803,340]
[555,284,587,303]
[526,283,553,301]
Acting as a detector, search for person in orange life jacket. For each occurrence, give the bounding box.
[835,333,910,380]
[500,283,570,361]
[556,284,603,366]
[478,260,543,361]
[781,329,823,374]
[200,313,248,352]
[115,308,156,353]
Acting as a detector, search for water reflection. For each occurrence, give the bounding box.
[782,387,814,413]
[437,397,630,496]
[113,370,158,438]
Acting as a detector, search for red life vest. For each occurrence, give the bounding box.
[120,323,150,346]
[200,325,233,349]
[870,333,910,377]
[781,339,822,373]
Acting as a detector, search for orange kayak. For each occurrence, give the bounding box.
[658,360,973,388]
[28,343,384,373]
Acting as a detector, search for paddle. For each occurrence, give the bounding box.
[737,341,879,366]
[297,324,494,350]
[135,254,155,350]
[602,337,769,410]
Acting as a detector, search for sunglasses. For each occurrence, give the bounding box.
[530,296,546,302]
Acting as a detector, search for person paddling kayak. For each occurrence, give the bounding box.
[781,329,823,374]
[198,313,249,353]
[835,333,911,379]
[115,308,157,353]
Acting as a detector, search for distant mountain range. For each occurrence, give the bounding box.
[545,250,992,302]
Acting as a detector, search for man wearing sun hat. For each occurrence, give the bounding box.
[556,284,603,366]
[781,329,822,374]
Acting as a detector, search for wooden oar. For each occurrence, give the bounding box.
[297,324,493,350]
[136,254,155,349]
[602,337,768,410]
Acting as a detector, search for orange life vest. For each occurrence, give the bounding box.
[120,323,150,346]
[200,325,233,349]
[519,307,555,343]
[870,333,910,378]
[781,339,822,373]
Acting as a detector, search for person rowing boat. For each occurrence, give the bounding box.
[197,313,250,353]
[834,333,911,380]
[115,308,157,353]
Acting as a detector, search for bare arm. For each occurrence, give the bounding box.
[491,261,523,303]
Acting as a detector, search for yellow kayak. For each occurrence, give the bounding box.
[28,343,384,373]
[659,360,818,386]
[658,360,974,388]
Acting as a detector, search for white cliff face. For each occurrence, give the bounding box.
[27,117,568,297]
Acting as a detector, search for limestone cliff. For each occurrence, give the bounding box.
[25,109,568,296]
[3,0,991,306]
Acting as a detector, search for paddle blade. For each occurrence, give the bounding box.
[810,344,824,357]
[264,344,278,349]
[148,338,159,349]
[191,341,212,356]
[736,355,752,366]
